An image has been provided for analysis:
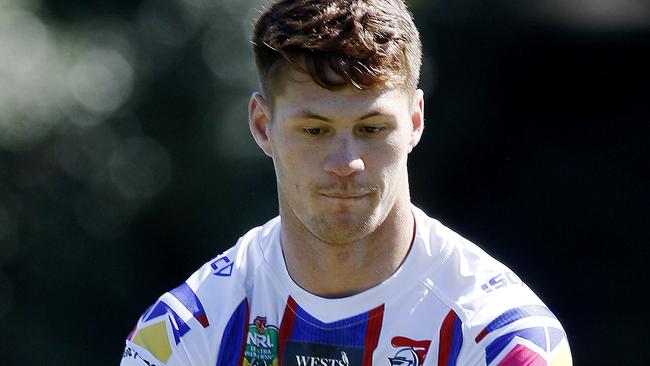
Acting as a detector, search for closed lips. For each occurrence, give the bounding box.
[321,192,367,198]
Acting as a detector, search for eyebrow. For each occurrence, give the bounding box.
[293,110,388,122]
[297,111,331,122]
[358,111,384,121]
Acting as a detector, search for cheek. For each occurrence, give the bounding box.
[372,138,408,179]
[273,139,320,192]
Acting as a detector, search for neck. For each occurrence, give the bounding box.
[280,197,415,298]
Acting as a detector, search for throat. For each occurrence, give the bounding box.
[280,210,415,298]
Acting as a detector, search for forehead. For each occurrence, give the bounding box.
[272,70,410,120]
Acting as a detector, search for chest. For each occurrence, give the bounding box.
[242,279,462,366]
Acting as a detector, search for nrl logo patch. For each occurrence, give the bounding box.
[243,316,279,366]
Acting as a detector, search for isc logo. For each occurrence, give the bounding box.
[480,271,521,293]
[210,255,233,277]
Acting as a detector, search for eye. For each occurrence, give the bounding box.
[304,127,328,136]
[359,125,386,134]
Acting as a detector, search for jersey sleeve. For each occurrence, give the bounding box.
[120,252,251,366]
[120,287,209,366]
[456,287,573,366]
[119,221,272,366]
[425,220,573,366]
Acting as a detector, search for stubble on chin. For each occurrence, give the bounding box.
[302,212,375,245]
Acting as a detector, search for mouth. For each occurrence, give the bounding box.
[319,191,370,199]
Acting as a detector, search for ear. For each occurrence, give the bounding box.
[408,89,424,153]
[248,92,273,157]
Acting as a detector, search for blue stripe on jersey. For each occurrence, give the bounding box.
[448,313,463,365]
[485,305,556,334]
[170,282,209,327]
[438,310,463,366]
[290,303,370,347]
[145,301,191,344]
[485,327,547,365]
[216,299,248,366]
[140,303,155,322]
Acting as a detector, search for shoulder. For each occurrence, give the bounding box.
[413,206,573,365]
[121,217,281,366]
[413,205,523,315]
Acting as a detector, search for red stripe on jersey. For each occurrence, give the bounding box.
[438,310,460,366]
[237,300,250,366]
[278,296,298,365]
[196,314,210,328]
[475,328,489,343]
[362,304,385,366]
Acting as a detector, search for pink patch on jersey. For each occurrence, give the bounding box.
[126,324,137,341]
[497,344,547,366]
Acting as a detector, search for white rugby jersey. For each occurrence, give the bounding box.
[121,205,572,366]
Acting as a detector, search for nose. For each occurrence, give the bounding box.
[323,137,365,177]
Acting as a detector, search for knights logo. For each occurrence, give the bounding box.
[389,348,419,366]
[388,336,431,366]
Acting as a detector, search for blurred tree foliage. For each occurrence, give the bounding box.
[0,0,648,364]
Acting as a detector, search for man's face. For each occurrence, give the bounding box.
[249,74,423,244]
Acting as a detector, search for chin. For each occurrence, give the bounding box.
[307,210,379,244]
[315,227,369,245]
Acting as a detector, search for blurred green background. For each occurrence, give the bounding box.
[0,0,648,364]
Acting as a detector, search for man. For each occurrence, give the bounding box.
[121,1,572,365]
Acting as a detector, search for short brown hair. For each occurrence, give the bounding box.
[252,0,422,97]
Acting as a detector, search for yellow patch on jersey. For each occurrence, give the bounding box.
[242,357,279,366]
[133,320,173,363]
[549,341,573,366]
